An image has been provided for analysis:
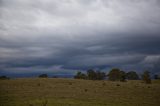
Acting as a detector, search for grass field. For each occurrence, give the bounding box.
[0,78,160,106]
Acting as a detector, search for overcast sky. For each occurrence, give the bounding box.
[0,0,160,77]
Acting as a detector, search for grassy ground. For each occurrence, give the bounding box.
[0,78,160,106]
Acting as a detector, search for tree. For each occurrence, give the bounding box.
[107,68,127,82]
[87,69,106,80]
[119,71,126,82]
[96,71,106,80]
[74,71,87,79]
[126,71,139,80]
[107,68,121,81]
[74,70,106,80]
[87,69,97,80]
[142,71,151,84]
[38,74,48,78]
[154,74,159,79]
[0,76,10,80]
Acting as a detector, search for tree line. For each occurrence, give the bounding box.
[74,68,159,84]
[74,69,106,80]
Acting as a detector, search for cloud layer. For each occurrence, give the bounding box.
[0,0,160,77]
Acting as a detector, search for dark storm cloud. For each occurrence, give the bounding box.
[0,0,160,76]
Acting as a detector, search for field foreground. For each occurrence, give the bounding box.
[0,78,160,106]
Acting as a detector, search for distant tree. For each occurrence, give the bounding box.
[119,71,126,82]
[154,74,160,80]
[87,69,97,80]
[107,68,121,81]
[96,71,106,80]
[80,73,87,79]
[52,76,58,78]
[74,71,87,79]
[107,68,127,82]
[142,71,151,84]
[0,76,10,80]
[74,70,106,80]
[38,74,48,78]
[154,74,158,79]
[126,71,139,80]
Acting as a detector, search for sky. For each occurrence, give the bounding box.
[0,0,160,77]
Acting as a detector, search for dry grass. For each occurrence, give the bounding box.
[0,78,160,106]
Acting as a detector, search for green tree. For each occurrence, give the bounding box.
[154,74,160,79]
[107,68,121,81]
[96,71,106,80]
[142,71,151,84]
[0,76,10,80]
[107,68,127,82]
[119,71,126,82]
[86,69,106,80]
[126,71,139,80]
[74,71,87,79]
[87,69,97,80]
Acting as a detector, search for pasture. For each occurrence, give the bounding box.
[0,78,160,106]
